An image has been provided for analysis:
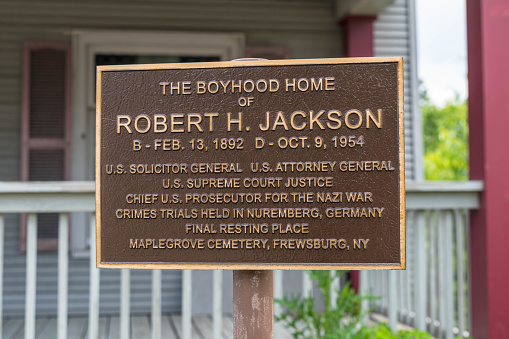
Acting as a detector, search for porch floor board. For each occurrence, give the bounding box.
[2,315,293,339]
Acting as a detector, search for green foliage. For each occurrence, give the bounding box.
[275,271,436,339]
[422,95,469,180]
[275,270,368,339]
[356,323,433,339]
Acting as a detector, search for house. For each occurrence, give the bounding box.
[0,0,506,338]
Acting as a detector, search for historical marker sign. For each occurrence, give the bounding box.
[96,58,405,270]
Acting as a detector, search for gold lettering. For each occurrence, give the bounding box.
[187,114,203,132]
[272,111,289,130]
[310,78,323,91]
[134,115,151,133]
[366,109,382,128]
[326,110,342,129]
[117,115,132,134]
[159,82,169,95]
[290,111,306,130]
[197,81,206,94]
[309,110,325,130]
[325,77,335,90]
[227,113,242,131]
[285,78,296,92]
[345,109,363,129]
[153,114,167,133]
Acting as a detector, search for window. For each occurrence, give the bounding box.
[70,30,245,256]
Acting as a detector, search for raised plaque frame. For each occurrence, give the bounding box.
[96,57,405,270]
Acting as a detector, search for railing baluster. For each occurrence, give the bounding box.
[443,211,454,339]
[405,213,413,324]
[455,209,465,335]
[379,271,384,313]
[88,214,100,339]
[376,271,382,313]
[152,269,162,339]
[58,213,69,339]
[359,270,368,324]
[369,271,375,310]
[330,270,339,309]
[438,211,447,337]
[0,214,4,339]
[273,270,283,339]
[25,213,37,339]
[398,270,404,321]
[388,270,397,331]
[120,269,130,339]
[213,270,223,339]
[465,211,472,335]
[429,210,437,332]
[182,270,192,339]
[382,271,388,312]
[414,210,427,330]
[302,271,312,297]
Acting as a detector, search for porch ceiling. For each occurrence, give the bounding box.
[336,0,395,20]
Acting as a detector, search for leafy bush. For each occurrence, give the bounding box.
[275,271,435,339]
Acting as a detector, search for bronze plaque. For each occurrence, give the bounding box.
[96,58,405,270]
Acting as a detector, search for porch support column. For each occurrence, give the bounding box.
[340,16,376,57]
[467,0,509,338]
[339,15,376,291]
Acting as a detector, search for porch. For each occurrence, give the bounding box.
[0,180,483,339]
[2,314,291,339]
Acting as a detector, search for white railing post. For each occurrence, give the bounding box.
[213,270,223,339]
[88,214,100,339]
[120,269,130,339]
[443,211,454,339]
[58,213,69,339]
[330,270,339,309]
[152,269,162,339]
[25,213,37,339]
[0,214,4,339]
[302,271,313,298]
[387,270,397,331]
[359,270,368,325]
[273,270,283,338]
[455,209,465,335]
[182,270,192,339]
[414,210,427,330]
[429,211,437,330]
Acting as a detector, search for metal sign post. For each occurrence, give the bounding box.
[230,59,274,339]
[233,270,273,339]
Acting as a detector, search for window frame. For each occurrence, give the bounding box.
[69,30,245,256]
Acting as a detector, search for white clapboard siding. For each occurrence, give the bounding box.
[374,0,422,181]
[0,0,344,317]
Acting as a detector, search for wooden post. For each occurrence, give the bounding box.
[233,270,274,339]
[467,0,509,337]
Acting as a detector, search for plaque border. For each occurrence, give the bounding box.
[96,57,405,270]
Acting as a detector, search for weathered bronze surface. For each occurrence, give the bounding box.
[96,58,405,269]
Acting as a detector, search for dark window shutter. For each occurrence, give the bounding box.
[29,49,67,138]
[21,41,71,251]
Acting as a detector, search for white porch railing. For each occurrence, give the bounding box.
[362,181,483,339]
[0,181,482,339]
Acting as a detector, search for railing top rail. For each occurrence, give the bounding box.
[0,181,95,213]
[0,180,484,194]
[406,180,484,193]
[0,181,95,193]
[0,180,484,213]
